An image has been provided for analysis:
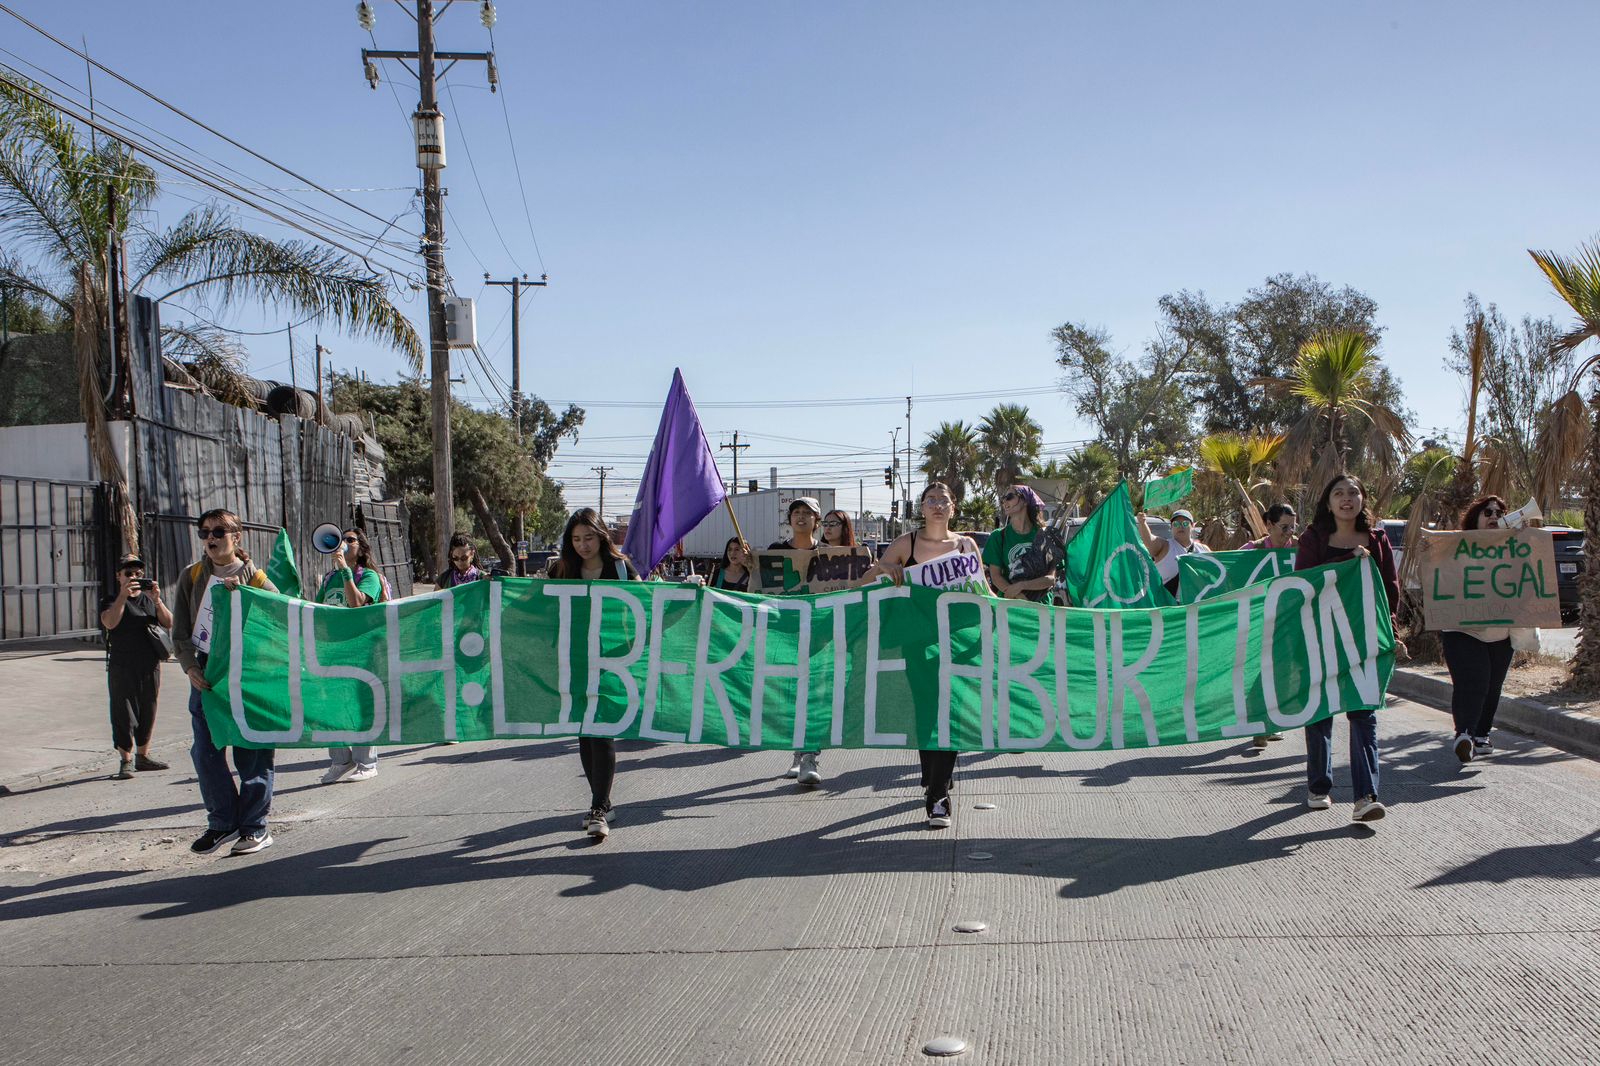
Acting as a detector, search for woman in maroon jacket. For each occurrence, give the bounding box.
[1294,473,1397,824]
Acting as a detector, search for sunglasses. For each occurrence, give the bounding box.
[1482,507,1505,518]
[198,527,235,540]
[1001,491,1019,501]
[450,553,474,562]
[343,535,360,544]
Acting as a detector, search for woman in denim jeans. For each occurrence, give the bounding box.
[1293,474,1399,824]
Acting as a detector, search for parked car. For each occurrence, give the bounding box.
[1546,526,1585,624]
[1378,519,1409,580]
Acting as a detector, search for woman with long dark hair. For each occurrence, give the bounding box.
[1440,495,1513,762]
[1294,473,1398,823]
[985,484,1056,601]
[711,536,751,592]
[439,532,487,587]
[820,509,862,550]
[547,508,638,840]
[866,482,981,830]
[319,526,388,784]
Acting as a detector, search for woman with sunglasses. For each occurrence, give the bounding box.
[100,552,174,780]
[1294,473,1398,823]
[1243,504,1298,551]
[865,482,980,829]
[439,533,487,588]
[1439,496,1514,763]
[986,485,1056,601]
[1138,508,1211,597]
[546,509,639,841]
[318,527,388,784]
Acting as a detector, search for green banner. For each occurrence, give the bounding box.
[1064,482,1175,609]
[1143,468,1194,510]
[1179,549,1298,603]
[202,558,1392,753]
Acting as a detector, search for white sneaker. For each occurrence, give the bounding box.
[1352,795,1386,822]
[1263,732,1284,742]
[784,753,803,779]
[927,798,951,829]
[320,762,354,785]
[1306,792,1332,809]
[1472,738,1493,757]
[583,809,610,840]
[1451,733,1474,763]
[797,753,821,786]
[346,765,378,782]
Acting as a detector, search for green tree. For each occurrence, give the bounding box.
[1268,330,1413,491]
[1052,321,1192,483]
[919,420,981,504]
[977,403,1043,491]
[1529,242,1600,690]
[1056,443,1119,512]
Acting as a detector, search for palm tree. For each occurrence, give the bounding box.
[1267,329,1413,491]
[919,420,980,504]
[0,77,422,551]
[1529,242,1600,690]
[978,403,1043,491]
[1059,443,1118,511]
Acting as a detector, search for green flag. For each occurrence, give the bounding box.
[1178,548,1297,603]
[1064,482,1175,608]
[1143,467,1194,510]
[265,528,302,599]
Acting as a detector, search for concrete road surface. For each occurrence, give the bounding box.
[2,697,1597,1065]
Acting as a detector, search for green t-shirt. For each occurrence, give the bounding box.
[983,523,1040,582]
[318,567,383,607]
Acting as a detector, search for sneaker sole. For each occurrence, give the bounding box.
[1306,798,1332,810]
[586,827,609,840]
[1453,738,1474,763]
[797,775,821,787]
[927,817,952,829]
[232,838,273,855]
[1353,808,1386,822]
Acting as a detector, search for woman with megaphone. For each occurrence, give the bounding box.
[318,526,389,784]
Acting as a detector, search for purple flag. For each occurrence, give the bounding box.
[622,369,728,575]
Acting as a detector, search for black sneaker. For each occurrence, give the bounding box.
[926,797,952,829]
[231,829,273,855]
[113,759,134,780]
[134,754,169,771]
[190,828,240,854]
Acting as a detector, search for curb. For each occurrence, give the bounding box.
[1389,667,1600,762]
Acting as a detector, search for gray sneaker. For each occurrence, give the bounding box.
[1306,792,1332,810]
[784,753,803,778]
[583,809,610,840]
[230,829,273,855]
[1352,795,1386,822]
[797,753,821,786]
[1452,733,1474,763]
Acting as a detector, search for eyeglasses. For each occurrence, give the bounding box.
[198,527,235,540]
[924,499,952,509]
[821,520,843,528]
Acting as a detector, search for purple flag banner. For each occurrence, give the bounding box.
[622,369,728,575]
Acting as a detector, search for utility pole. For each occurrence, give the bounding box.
[360,0,497,575]
[889,428,901,538]
[905,395,913,527]
[314,337,328,424]
[720,431,749,493]
[592,466,614,519]
[485,272,549,562]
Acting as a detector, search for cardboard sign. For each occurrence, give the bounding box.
[751,547,875,595]
[905,552,989,594]
[1419,528,1562,630]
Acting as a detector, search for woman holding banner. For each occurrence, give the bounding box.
[985,485,1056,601]
[711,536,751,592]
[1294,474,1398,823]
[1243,504,1298,551]
[547,509,640,841]
[1439,496,1514,763]
[867,482,981,829]
[317,528,388,784]
[1139,509,1210,596]
[771,497,826,784]
[820,509,869,557]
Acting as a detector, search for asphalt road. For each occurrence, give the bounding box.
[2,696,1597,1065]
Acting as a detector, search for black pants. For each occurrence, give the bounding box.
[108,661,160,752]
[1440,631,1514,739]
[578,737,616,811]
[919,750,959,809]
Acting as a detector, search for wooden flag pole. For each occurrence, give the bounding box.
[722,494,748,548]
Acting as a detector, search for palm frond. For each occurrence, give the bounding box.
[1530,245,1600,352]
[160,323,259,407]
[0,253,72,313]
[1532,389,1591,509]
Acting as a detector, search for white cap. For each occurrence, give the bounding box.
[1171,509,1196,523]
[789,496,822,517]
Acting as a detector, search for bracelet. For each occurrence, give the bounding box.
[338,566,354,580]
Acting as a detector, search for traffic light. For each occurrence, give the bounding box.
[884,466,894,487]
[890,500,899,519]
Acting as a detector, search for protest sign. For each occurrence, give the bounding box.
[203,558,1392,753]
[1179,549,1297,603]
[905,552,988,594]
[1419,527,1562,630]
[751,547,874,595]
[1143,468,1194,510]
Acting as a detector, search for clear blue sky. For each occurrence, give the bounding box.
[7,1,1597,521]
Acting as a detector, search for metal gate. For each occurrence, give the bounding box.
[0,476,113,641]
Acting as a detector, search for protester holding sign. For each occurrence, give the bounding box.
[985,485,1055,602]
[866,482,981,829]
[820,509,869,557]
[547,509,640,840]
[1140,508,1211,596]
[711,536,751,592]
[1243,504,1298,551]
[1295,474,1397,822]
[1438,496,1515,763]
[170,508,279,856]
[318,528,388,784]
[99,553,173,780]
[770,497,827,784]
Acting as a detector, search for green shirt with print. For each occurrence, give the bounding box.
[318,567,383,607]
[983,523,1041,581]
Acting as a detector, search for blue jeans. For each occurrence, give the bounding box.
[1305,711,1379,800]
[189,684,275,833]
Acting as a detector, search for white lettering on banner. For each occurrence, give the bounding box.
[297,599,392,745]
[1317,566,1380,711]
[1110,611,1162,747]
[1221,597,1264,738]
[996,602,1052,749]
[385,595,455,744]
[236,589,308,743]
[542,584,590,734]
[812,590,864,746]
[1084,544,1152,608]
[1247,553,1291,584]
[491,582,538,736]
[583,586,645,736]
[1090,613,1112,744]
[640,586,698,743]
[1054,606,1104,749]
[935,593,993,749]
[1190,556,1228,602]
[1261,576,1322,729]
[749,599,812,747]
[864,585,910,746]
[690,590,753,744]
[1180,606,1200,742]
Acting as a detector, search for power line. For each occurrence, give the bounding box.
[486,25,547,275]
[552,385,1064,410]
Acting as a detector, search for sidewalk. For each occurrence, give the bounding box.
[1390,663,1600,762]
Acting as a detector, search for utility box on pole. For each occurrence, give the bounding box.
[443,296,476,348]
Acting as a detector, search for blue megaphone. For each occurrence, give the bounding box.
[311,523,344,554]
